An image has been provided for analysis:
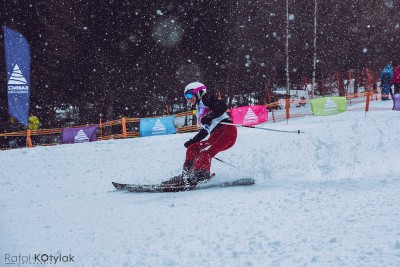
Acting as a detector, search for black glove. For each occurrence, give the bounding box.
[201,114,213,126]
[184,140,194,148]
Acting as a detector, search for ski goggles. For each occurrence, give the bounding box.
[184,90,195,99]
[184,85,206,99]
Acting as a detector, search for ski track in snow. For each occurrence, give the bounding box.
[1,100,400,267]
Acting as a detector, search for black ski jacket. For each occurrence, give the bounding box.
[186,93,232,145]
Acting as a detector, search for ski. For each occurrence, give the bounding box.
[112,178,255,193]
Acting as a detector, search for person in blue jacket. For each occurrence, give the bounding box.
[380,63,393,100]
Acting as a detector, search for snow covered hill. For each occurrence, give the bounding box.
[1,100,400,267]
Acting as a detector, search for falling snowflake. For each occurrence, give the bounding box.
[152,18,183,47]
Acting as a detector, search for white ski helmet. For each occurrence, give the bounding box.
[184,82,207,99]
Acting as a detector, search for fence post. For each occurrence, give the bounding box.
[336,72,340,95]
[285,98,290,123]
[365,91,371,117]
[122,117,127,138]
[27,130,33,148]
[365,67,373,99]
[347,70,352,95]
[166,104,170,115]
[99,117,103,140]
[266,82,275,123]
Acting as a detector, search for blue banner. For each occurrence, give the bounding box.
[140,116,176,137]
[4,27,30,126]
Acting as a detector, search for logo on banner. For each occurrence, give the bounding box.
[324,97,338,114]
[74,129,90,143]
[152,119,166,135]
[8,64,29,94]
[243,108,259,124]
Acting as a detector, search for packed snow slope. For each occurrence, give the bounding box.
[1,100,400,267]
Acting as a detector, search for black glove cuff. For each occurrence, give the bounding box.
[184,140,193,148]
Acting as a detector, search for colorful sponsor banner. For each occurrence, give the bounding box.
[230,105,268,126]
[310,97,347,116]
[62,125,98,144]
[393,94,400,111]
[140,115,176,137]
[4,27,30,126]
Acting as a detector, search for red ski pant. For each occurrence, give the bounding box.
[184,124,237,173]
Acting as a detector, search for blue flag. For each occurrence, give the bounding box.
[4,27,30,126]
[140,116,176,137]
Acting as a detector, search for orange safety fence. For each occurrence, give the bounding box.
[0,91,394,150]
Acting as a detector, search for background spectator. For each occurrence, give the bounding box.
[380,63,393,100]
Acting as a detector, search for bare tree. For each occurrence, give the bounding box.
[311,0,318,99]
[285,0,290,95]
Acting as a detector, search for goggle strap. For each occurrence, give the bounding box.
[192,85,206,93]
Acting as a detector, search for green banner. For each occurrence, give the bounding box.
[310,97,347,116]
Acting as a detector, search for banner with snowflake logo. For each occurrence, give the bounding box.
[310,97,347,116]
[62,125,98,144]
[4,27,30,126]
[230,105,268,126]
[139,116,176,137]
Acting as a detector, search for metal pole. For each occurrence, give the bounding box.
[221,122,302,134]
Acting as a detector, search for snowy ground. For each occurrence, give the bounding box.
[1,100,400,267]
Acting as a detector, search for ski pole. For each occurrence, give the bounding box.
[221,122,302,134]
[213,156,238,169]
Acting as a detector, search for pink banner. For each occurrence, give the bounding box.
[230,105,268,126]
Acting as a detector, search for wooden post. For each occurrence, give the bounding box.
[336,72,340,96]
[266,82,275,123]
[347,70,352,95]
[99,117,103,140]
[285,98,290,123]
[27,130,33,148]
[366,67,371,91]
[365,91,371,117]
[122,117,127,138]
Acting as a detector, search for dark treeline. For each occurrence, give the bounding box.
[0,0,399,127]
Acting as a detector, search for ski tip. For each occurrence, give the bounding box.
[112,182,125,190]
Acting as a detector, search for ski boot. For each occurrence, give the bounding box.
[161,175,185,186]
[184,170,213,186]
[161,170,213,186]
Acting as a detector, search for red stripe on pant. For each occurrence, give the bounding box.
[183,124,237,173]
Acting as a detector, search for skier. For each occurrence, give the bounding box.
[163,82,237,186]
[380,63,393,100]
